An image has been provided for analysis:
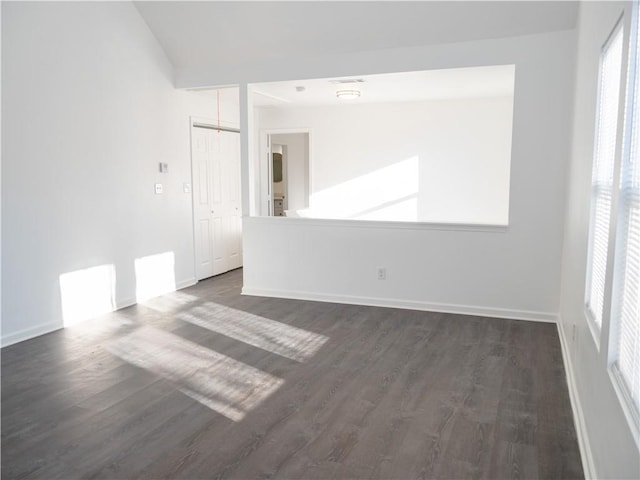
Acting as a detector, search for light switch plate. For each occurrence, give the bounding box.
[155,183,163,194]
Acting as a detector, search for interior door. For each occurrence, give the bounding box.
[215,128,242,273]
[191,125,242,280]
[192,127,214,280]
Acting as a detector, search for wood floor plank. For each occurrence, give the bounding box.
[1,268,583,479]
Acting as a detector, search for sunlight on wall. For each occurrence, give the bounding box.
[178,302,329,362]
[134,252,176,302]
[107,326,284,422]
[356,195,418,222]
[59,264,116,327]
[304,156,419,220]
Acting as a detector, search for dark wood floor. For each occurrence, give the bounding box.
[2,268,583,479]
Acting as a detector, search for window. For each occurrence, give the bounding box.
[587,6,640,436]
[610,5,640,431]
[585,20,624,334]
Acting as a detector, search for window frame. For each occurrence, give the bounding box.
[606,2,640,447]
[584,16,626,348]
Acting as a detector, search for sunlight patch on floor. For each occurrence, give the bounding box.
[178,302,329,362]
[107,325,284,421]
[140,291,201,312]
[65,312,133,340]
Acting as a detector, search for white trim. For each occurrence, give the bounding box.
[244,214,508,233]
[608,365,640,450]
[556,319,597,480]
[190,114,239,132]
[1,277,199,348]
[584,303,603,352]
[241,286,557,323]
[115,296,137,311]
[606,2,640,450]
[1,320,61,348]
[176,277,198,290]
[259,128,313,217]
[114,277,195,311]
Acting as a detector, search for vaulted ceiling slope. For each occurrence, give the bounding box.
[135,1,578,73]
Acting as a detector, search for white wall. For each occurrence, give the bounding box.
[1,2,234,345]
[257,97,512,224]
[1,4,3,334]
[559,1,640,478]
[241,29,575,323]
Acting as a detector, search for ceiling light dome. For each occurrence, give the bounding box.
[336,89,360,100]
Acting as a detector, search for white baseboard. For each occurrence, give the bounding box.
[115,278,196,309]
[1,320,61,348]
[556,319,597,479]
[241,287,558,323]
[176,277,197,290]
[1,277,199,348]
[115,296,137,311]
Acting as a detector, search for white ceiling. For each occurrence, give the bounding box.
[135,1,578,72]
[189,65,515,107]
[248,65,516,107]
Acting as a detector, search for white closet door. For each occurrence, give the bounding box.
[192,127,215,280]
[219,129,243,271]
[191,127,242,280]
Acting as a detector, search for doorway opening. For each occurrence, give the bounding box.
[271,143,287,216]
[264,130,311,217]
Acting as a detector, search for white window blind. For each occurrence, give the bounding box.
[586,22,624,331]
[611,6,640,426]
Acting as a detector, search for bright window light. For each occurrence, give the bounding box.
[610,3,640,437]
[585,20,624,333]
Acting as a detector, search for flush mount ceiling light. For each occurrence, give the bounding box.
[336,89,361,99]
[330,79,365,84]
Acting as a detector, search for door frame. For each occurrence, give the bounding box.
[190,116,241,280]
[259,128,313,217]
[270,143,289,213]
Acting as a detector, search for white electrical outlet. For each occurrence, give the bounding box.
[377,267,386,280]
[155,183,163,195]
[183,182,191,193]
